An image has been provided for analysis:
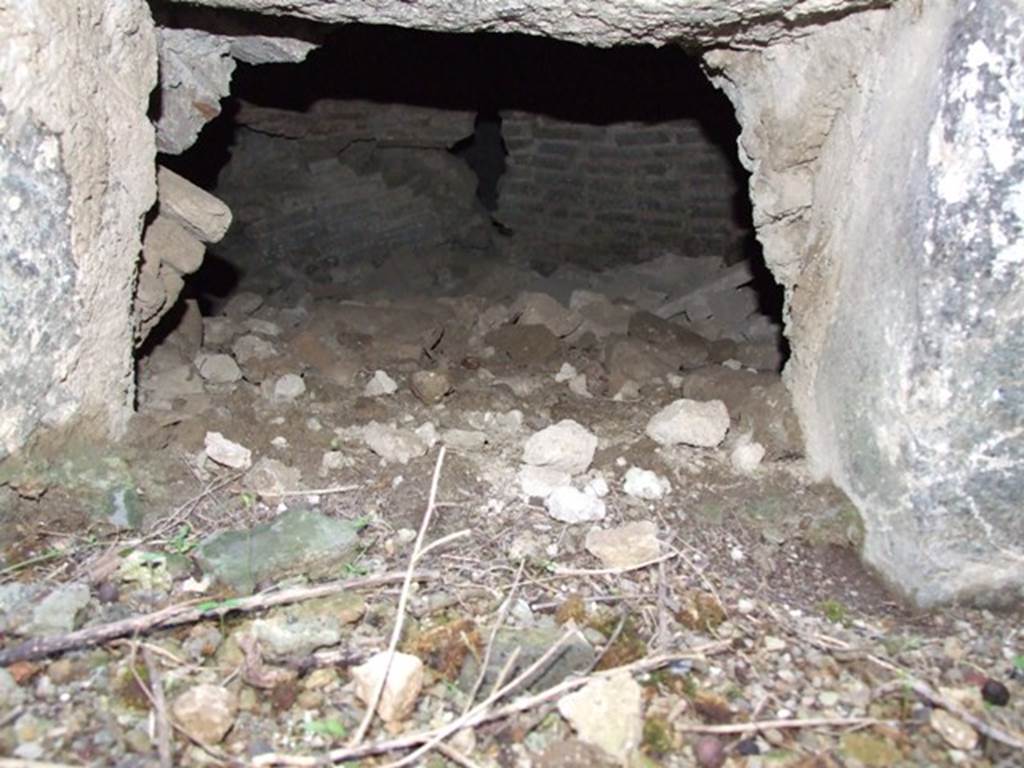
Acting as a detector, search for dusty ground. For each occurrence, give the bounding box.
[0,250,1021,767]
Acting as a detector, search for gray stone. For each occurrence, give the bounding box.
[362,422,428,464]
[364,370,399,397]
[232,334,277,364]
[585,521,661,569]
[197,353,242,384]
[522,419,597,475]
[646,399,730,448]
[171,684,237,744]
[195,507,362,593]
[410,369,452,404]
[272,373,306,401]
[510,292,582,338]
[157,166,232,243]
[459,625,595,695]
[0,668,26,709]
[519,465,572,498]
[204,431,252,469]
[245,457,301,498]
[30,583,90,636]
[245,592,364,660]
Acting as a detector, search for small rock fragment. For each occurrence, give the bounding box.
[585,522,660,569]
[245,457,301,499]
[171,684,238,744]
[557,671,642,761]
[929,708,978,750]
[511,292,582,337]
[645,399,729,448]
[522,420,598,475]
[410,370,452,404]
[364,370,399,397]
[223,291,263,318]
[555,363,577,383]
[694,736,726,768]
[730,435,766,473]
[29,583,90,636]
[622,467,671,500]
[232,334,277,365]
[204,431,252,470]
[546,486,606,524]
[362,422,428,464]
[272,374,306,401]
[519,465,572,498]
[442,429,488,451]
[351,651,424,723]
[196,353,242,384]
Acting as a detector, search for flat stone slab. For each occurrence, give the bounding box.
[195,507,362,593]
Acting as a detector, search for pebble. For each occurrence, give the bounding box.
[196,353,242,384]
[232,334,277,364]
[694,735,726,767]
[731,436,766,473]
[364,370,398,397]
[522,419,598,475]
[362,422,428,464]
[545,486,607,524]
[585,521,660,568]
[519,465,571,498]
[981,679,1010,706]
[204,431,252,470]
[763,636,787,652]
[557,671,642,761]
[30,583,90,635]
[622,467,671,500]
[172,684,238,744]
[410,370,452,404]
[273,373,306,401]
[645,398,730,448]
[929,708,978,750]
[351,651,424,723]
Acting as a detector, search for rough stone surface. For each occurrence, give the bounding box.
[364,370,399,397]
[622,467,671,500]
[585,521,661,569]
[195,507,361,593]
[157,166,233,243]
[246,593,365,660]
[0,0,157,457]
[351,651,424,723]
[171,684,238,744]
[29,583,90,636]
[160,0,890,48]
[558,671,643,761]
[545,486,606,524]
[646,399,730,448]
[362,422,428,464]
[711,1,1024,605]
[197,353,243,384]
[204,431,252,469]
[522,420,597,475]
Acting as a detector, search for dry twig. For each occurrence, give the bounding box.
[674,716,894,735]
[142,647,174,768]
[0,570,435,665]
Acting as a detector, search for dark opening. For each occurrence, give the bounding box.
[154,21,787,377]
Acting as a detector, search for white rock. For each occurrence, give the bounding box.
[351,651,424,723]
[558,671,643,761]
[555,363,577,382]
[364,370,399,397]
[568,374,592,398]
[622,467,671,500]
[731,437,766,473]
[232,333,277,364]
[522,419,597,475]
[585,522,661,569]
[722,359,744,370]
[586,472,610,498]
[511,291,581,337]
[442,429,488,451]
[519,465,572,498]
[273,373,306,401]
[611,380,641,401]
[244,318,281,337]
[645,399,730,447]
[171,684,238,744]
[271,436,288,449]
[412,422,438,449]
[196,353,242,384]
[204,431,252,469]
[363,422,427,464]
[545,486,606,524]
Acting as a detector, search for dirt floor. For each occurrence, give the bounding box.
[0,249,1021,767]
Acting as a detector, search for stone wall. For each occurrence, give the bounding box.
[708,0,1024,607]
[0,0,157,458]
[497,114,746,266]
[211,100,490,282]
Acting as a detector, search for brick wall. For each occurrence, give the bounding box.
[497,112,748,268]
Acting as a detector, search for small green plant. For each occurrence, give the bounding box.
[196,597,243,614]
[165,524,197,555]
[304,718,347,739]
[344,561,369,577]
[1014,655,1024,672]
[239,492,256,510]
[819,599,848,624]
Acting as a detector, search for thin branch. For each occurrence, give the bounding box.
[675,716,894,735]
[349,446,448,747]
[142,647,173,768]
[551,551,679,577]
[0,571,436,666]
[465,559,525,714]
